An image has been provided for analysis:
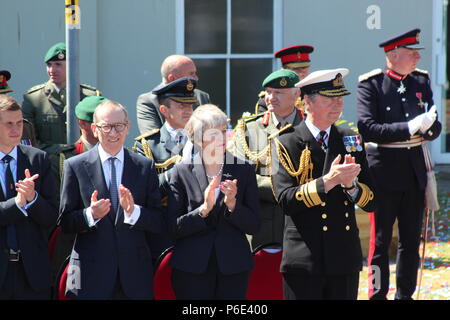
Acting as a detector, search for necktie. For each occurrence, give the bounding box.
[108,157,119,223]
[3,155,18,251]
[317,131,328,152]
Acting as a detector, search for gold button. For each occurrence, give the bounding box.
[346,225,350,231]
[321,202,326,207]
[323,226,328,231]
[344,201,348,206]
[345,213,349,218]
[322,214,327,219]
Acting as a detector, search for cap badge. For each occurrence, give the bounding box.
[332,74,344,88]
[0,75,4,84]
[280,77,287,87]
[58,52,65,60]
[416,33,420,43]
[186,80,194,91]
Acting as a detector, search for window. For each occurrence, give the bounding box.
[177,0,281,125]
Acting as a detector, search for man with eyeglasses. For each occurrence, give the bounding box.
[49,96,106,287]
[59,100,163,300]
[133,77,197,266]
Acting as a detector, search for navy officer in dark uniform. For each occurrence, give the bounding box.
[272,68,376,300]
[133,77,197,265]
[255,45,314,114]
[357,28,441,300]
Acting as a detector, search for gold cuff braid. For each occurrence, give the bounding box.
[295,180,322,208]
[356,182,374,208]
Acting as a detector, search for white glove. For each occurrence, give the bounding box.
[419,105,437,133]
[408,105,437,135]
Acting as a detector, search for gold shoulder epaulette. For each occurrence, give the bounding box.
[134,128,159,141]
[26,83,45,94]
[242,112,265,123]
[268,124,293,140]
[258,91,266,99]
[80,83,98,91]
[414,68,429,75]
[358,68,383,82]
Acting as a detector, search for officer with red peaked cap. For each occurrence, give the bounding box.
[254,45,314,114]
[357,29,442,300]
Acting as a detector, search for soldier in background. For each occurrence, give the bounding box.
[1,70,37,147]
[134,77,197,266]
[21,42,100,153]
[231,69,303,250]
[255,45,314,115]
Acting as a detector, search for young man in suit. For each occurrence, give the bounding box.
[0,94,58,299]
[59,100,163,300]
[136,54,210,133]
[271,69,376,300]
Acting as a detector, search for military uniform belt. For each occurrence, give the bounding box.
[368,135,425,149]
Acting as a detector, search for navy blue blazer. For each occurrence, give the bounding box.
[168,152,260,275]
[59,145,163,299]
[0,145,58,291]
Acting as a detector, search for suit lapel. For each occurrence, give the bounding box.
[192,153,209,192]
[83,146,110,205]
[16,146,28,183]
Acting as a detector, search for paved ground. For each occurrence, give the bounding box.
[357,165,450,300]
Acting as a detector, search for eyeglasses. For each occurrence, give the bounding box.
[95,123,127,133]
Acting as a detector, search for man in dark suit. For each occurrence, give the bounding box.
[357,29,441,300]
[134,77,198,265]
[271,69,376,300]
[59,100,163,300]
[136,54,210,133]
[0,94,58,299]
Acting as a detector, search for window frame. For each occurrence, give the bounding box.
[176,0,283,118]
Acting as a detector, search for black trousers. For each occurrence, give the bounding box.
[369,188,424,300]
[172,250,250,300]
[0,261,50,300]
[283,272,359,300]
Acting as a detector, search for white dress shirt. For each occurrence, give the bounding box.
[0,146,37,216]
[84,145,141,226]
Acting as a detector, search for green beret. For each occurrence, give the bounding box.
[44,42,66,63]
[75,96,107,122]
[262,69,299,89]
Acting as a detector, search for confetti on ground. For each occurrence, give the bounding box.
[358,173,450,300]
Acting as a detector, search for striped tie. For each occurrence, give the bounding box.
[317,131,328,152]
[108,157,119,224]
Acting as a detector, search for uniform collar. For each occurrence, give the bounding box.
[272,108,297,128]
[165,122,186,142]
[304,118,331,140]
[385,68,407,81]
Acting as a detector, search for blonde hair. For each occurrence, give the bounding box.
[185,104,228,146]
